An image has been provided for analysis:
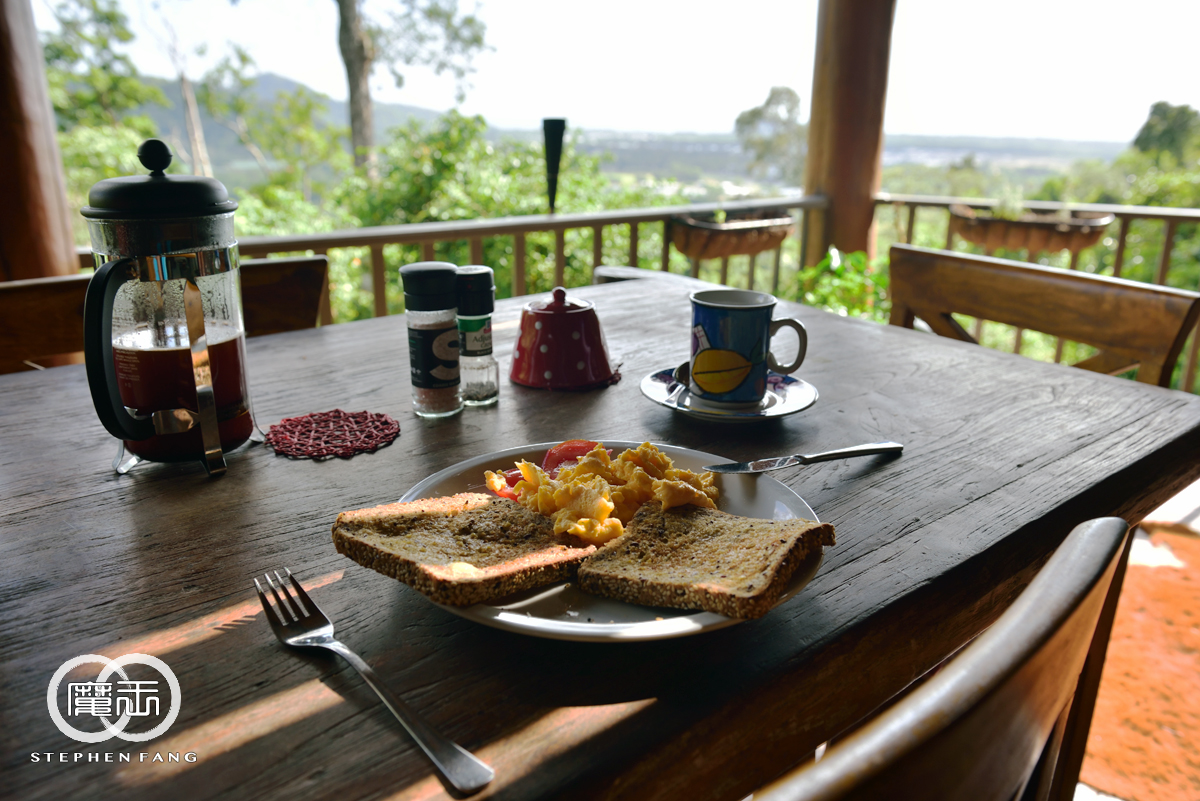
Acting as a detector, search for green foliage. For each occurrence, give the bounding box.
[336,111,689,314]
[796,248,889,323]
[1133,101,1200,166]
[41,0,166,134]
[198,48,351,201]
[380,0,489,103]
[735,87,806,186]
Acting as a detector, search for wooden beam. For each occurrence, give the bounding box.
[0,0,77,281]
[804,0,896,265]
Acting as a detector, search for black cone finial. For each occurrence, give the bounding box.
[543,119,565,213]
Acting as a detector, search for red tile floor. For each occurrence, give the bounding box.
[1077,483,1200,801]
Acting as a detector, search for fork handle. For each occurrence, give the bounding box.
[321,640,495,794]
[796,441,904,465]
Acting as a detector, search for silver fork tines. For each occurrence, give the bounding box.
[254,569,494,794]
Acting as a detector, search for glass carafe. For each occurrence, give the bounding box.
[82,140,258,476]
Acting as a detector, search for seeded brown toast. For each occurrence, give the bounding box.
[332,492,596,606]
[577,501,835,619]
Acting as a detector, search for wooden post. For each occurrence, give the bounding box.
[0,0,77,282]
[803,0,896,267]
[369,243,387,317]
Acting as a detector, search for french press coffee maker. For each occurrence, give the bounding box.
[82,139,259,476]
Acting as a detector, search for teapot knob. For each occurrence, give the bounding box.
[552,287,567,304]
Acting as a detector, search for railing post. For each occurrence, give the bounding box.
[747,254,757,290]
[1112,217,1130,278]
[469,237,483,265]
[906,205,917,244]
[514,233,526,296]
[370,243,387,317]
[661,220,672,271]
[772,247,783,294]
[629,222,639,268]
[719,257,729,286]
[314,248,333,325]
[592,225,603,271]
[555,229,566,286]
[422,242,436,261]
[1155,219,1178,285]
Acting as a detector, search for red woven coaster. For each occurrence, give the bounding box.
[265,410,400,460]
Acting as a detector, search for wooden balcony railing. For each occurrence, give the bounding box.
[77,196,825,324]
[874,192,1200,393]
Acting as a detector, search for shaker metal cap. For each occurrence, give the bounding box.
[81,139,238,220]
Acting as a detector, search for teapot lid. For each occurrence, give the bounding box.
[527,287,592,314]
[81,140,238,220]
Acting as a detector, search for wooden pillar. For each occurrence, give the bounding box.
[0,0,77,281]
[803,0,896,266]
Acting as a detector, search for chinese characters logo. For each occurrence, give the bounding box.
[47,654,180,744]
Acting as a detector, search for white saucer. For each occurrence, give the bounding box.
[639,367,818,422]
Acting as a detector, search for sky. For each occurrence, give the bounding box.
[32,0,1200,143]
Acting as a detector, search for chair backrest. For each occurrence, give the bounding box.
[888,244,1200,387]
[0,255,329,374]
[754,516,1130,801]
[0,273,90,373]
[239,256,329,337]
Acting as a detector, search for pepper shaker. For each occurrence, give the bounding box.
[456,266,499,406]
[400,262,463,418]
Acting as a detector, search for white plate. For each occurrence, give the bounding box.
[640,368,819,422]
[398,441,823,642]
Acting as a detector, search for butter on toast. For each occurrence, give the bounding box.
[332,492,596,605]
[577,501,834,619]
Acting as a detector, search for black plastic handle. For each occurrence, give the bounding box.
[83,258,155,441]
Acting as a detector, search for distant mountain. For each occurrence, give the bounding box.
[139,72,444,187]
[135,72,1130,189]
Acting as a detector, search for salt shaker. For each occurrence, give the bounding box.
[400,262,463,418]
[456,266,499,406]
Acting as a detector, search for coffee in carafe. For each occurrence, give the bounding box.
[82,139,258,476]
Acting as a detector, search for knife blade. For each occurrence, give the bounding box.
[703,441,904,474]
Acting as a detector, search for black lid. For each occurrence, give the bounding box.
[456,265,495,316]
[400,262,458,311]
[81,139,238,220]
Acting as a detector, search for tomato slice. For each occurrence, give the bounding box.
[542,439,599,474]
[503,467,522,486]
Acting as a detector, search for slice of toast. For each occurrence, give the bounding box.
[577,501,835,619]
[332,492,596,606]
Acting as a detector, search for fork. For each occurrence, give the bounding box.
[254,569,495,794]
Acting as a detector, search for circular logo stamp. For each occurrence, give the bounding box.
[46,653,181,744]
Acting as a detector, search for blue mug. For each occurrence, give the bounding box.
[689,289,807,406]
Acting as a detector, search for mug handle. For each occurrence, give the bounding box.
[83,257,155,441]
[767,318,807,375]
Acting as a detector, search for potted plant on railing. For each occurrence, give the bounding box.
[948,202,1115,254]
[669,208,794,260]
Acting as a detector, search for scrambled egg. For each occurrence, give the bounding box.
[485,442,718,544]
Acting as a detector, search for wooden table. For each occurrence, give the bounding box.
[4,278,1200,801]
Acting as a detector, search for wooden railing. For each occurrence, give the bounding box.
[79,196,825,324]
[874,192,1200,391]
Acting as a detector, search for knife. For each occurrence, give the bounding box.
[702,441,904,474]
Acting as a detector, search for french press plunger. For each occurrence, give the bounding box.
[82,139,260,476]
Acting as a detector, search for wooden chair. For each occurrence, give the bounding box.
[0,255,328,373]
[0,273,90,373]
[239,256,328,337]
[888,244,1200,387]
[755,516,1131,801]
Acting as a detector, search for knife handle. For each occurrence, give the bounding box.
[797,441,904,465]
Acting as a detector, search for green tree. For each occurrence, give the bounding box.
[1133,101,1200,167]
[735,87,807,186]
[198,48,352,203]
[41,0,167,135]
[332,0,486,174]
